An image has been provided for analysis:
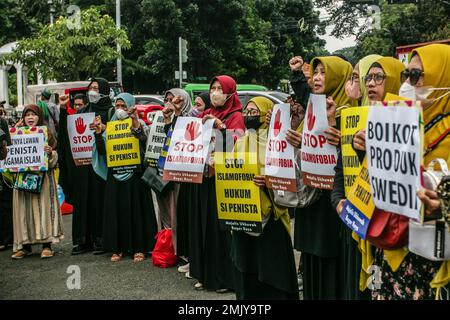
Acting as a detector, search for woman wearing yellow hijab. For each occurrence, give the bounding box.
[331,55,383,300]
[370,44,450,300]
[290,56,352,300]
[231,97,298,300]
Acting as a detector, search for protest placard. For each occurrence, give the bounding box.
[0,126,47,172]
[163,117,214,183]
[67,113,95,166]
[300,94,338,190]
[106,118,141,174]
[144,111,166,167]
[340,158,375,239]
[265,103,296,192]
[215,152,262,233]
[340,107,369,195]
[366,105,422,220]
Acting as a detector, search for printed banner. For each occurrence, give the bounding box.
[300,94,338,189]
[215,152,262,233]
[340,107,369,195]
[144,111,166,168]
[366,105,422,220]
[67,113,95,166]
[340,158,375,240]
[163,117,214,183]
[265,103,296,192]
[0,126,48,172]
[106,118,141,174]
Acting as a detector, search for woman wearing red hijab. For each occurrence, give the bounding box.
[186,75,245,292]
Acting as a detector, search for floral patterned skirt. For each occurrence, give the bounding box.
[372,249,441,300]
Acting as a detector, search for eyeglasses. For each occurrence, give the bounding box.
[364,73,386,85]
[350,75,360,84]
[243,109,260,116]
[164,98,173,103]
[400,68,424,86]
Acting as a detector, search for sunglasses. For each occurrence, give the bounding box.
[364,73,386,85]
[400,68,424,86]
[164,98,173,103]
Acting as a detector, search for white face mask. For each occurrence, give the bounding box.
[115,108,129,120]
[210,91,228,107]
[88,90,101,104]
[399,82,450,103]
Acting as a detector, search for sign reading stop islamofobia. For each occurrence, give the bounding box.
[265,103,296,192]
[300,94,338,190]
[67,112,96,166]
[163,117,214,183]
[106,118,141,174]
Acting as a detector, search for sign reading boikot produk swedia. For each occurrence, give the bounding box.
[68,113,95,166]
[366,105,423,220]
[265,103,296,192]
[300,94,338,190]
[163,117,214,183]
[106,118,141,174]
[340,107,369,196]
[340,157,375,240]
[215,152,262,233]
[0,126,48,172]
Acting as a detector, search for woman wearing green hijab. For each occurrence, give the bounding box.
[293,56,352,300]
[231,97,298,300]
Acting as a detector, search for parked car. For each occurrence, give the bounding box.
[136,104,163,125]
[237,91,290,106]
[134,95,165,107]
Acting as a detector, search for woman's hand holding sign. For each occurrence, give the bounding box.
[286,129,302,148]
[253,175,267,188]
[417,188,441,217]
[90,116,105,134]
[324,127,341,146]
[353,130,366,151]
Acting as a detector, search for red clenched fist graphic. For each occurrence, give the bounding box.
[75,117,87,134]
[185,121,201,141]
[273,109,282,137]
[306,101,316,131]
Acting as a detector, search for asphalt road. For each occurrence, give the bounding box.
[0,214,235,300]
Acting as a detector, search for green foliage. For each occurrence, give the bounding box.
[2,7,130,81]
[315,0,450,61]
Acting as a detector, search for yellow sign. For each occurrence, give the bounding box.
[215,152,262,233]
[339,157,375,239]
[106,118,141,174]
[340,107,369,195]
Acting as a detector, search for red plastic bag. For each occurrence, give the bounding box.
[152,229,178,268]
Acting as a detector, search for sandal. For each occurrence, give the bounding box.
[133,252,145,263]
[41,248,54,259]
[12,250,31,260]
[194,282,204,291]
[111,253,123,262]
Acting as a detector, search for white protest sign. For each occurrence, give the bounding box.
[265,103,296,191]
[163,117,214,183]
[145,111,166,166]
[67,113,95,166]
[0,126,47,172]
[366,106,422,220]
[300,94,338,190]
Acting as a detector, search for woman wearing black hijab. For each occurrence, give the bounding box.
[63,78,114,255]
